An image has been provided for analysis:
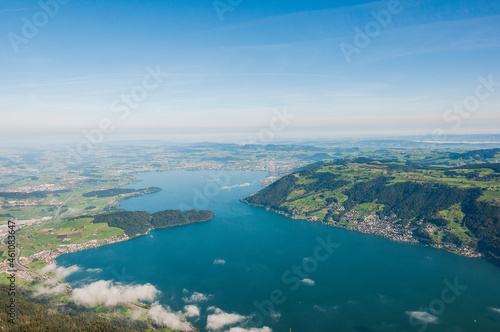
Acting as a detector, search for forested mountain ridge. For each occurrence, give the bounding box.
[93,209,215,237]
[244,158,500,266]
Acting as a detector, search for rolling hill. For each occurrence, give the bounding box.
[244,158,500,266]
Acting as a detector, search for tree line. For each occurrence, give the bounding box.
[93,209,215,237]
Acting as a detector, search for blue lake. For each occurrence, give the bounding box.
[58,171,500,332]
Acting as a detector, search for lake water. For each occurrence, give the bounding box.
[58,171,500,332]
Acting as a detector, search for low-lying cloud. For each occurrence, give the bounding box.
[182,291,211,303]
[227,327,272,332]
[313,304,339,313]
[406,311,439,324]
[213,259,226,265]
[270,310,281,321]
[183,304,201,318]
[86,268,103,273]
[148,304,194,331]
[72,280,160,306]
[206,307,250,330]
[130,310,142,320]
[41,264,81,279]
[33,283,67,297]
[301,278,315,286]
[221,183,252,190]
[489,307,500,314]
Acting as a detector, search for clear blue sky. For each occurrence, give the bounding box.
[1,0,499,141]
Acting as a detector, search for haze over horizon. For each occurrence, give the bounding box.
[2,2,500,331]
[1,0,500,142]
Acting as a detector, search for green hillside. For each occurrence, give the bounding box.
[0,285,141,332]
[93,209,215,237]
[244,158,500,266]
[0,283,178,332]
[15,210,215,260]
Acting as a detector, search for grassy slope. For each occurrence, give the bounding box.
[14,217,125,258]
[245,158,500,262]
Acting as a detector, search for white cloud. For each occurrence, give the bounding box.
[213,259,226,265]
[33,283,67,297]
[206,307,250,330]
[227,327,272,332]
[148,304,195,331]
[183,305,201,318]
[313,304,326,312]
[130,310,142,320]
[406,311,439,325]
[301,278,315,286]
[313,304,339,313]
[86,268,102,273]
[270,311,281,321]
[221,183,252,190]
[41,264,81,279]
[489,307,500,314]
[72,280,160,307]
[182,291,212,303]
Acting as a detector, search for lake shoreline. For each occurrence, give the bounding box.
[241,199,484,261]
[18,215,214,269]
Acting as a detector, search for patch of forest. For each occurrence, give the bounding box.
[82,188,137,197]
[0,285,144,331]
[93,209,215,237]
[0,189,71,199]
[83,187,161,198]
